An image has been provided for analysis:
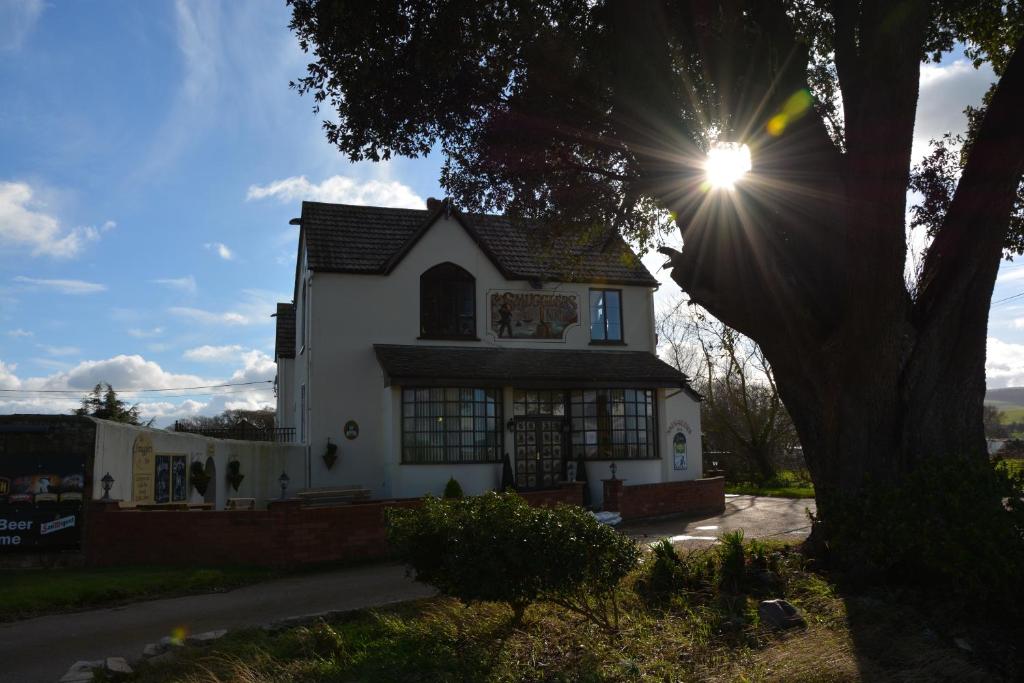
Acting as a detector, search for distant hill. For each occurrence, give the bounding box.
[987,388,1024,426]
[986,387,1024,406]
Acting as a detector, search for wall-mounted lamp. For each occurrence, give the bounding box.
[101,472,114,500]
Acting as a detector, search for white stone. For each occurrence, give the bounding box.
[186,629,228,645]
[105,657,133,674]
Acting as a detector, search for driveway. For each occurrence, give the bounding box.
[620,494,816,546]
[2,495,813,682]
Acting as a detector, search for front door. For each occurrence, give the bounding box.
[513,417,565,490]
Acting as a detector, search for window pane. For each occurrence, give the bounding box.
[605,291,622,340]
[589,290,606,340]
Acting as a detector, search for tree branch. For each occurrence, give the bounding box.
[916,36,1024,320]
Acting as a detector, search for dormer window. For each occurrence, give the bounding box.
[420,262,476,339]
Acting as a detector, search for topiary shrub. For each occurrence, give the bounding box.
[386,492,639,629]
[442,477,463,499]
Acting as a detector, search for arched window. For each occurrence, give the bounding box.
[420,263,476,339]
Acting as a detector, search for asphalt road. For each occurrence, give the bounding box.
[1,495,814,682]
[0,563,433,683]
[620,493,816,545]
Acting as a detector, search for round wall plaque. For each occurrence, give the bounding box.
[344,420,359,440]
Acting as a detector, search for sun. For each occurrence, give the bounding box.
[705,142,751,190]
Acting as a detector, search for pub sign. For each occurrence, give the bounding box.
[489,290,579,341]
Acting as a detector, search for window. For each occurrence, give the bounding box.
[420,263,476,339]
[402,388,503,463]
[589,289,622,342]
[513,390,566,416]
[569,389,656,460]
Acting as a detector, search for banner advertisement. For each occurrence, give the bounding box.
[0,453,86,551]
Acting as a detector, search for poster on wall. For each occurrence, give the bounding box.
[131,434,155,503]
[489,290,579,341]
[171,455,187,502]
[154,455,170,504]
[672,432,688,470]
[1,453,86,551]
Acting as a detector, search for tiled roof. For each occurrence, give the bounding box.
[299,201,659,286]
[373,344,697,393]
[275,302,295,359]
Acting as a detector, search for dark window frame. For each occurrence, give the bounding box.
[588,289,625,344]
[401,387,503,464]
[419,262,478,340]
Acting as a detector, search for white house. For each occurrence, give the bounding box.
[275,199,702,505]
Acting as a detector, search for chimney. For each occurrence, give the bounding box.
[426,197,442,212]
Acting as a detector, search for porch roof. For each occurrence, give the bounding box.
[373,344,700,397]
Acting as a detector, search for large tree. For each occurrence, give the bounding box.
[287,1,1024,566]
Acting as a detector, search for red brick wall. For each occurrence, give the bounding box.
[603,477,725,520]
[83,484,584,568]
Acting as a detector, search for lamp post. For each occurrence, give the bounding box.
[100,472,114,500]
[278,471,290,500]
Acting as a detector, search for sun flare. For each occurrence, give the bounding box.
[705,142,751,190]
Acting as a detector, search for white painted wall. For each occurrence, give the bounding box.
[90,419,306,509]
[281,213,702,501]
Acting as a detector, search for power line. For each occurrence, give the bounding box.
[992,290,1024,306]
[0,380,273,395]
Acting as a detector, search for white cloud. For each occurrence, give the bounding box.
[987,337,1024,388]
[0,0,43,51]
[997,267,1024,285]
[6,328,32,338]
[1014,318,1024,330]
[0,181,106,259]
[184,344,246,362]
[153,275,198,294]
[169,289,283,327]
[170,306,249,325]
[127,327,164,339]
[0,360,20,389]
[205,242,234,260]
[913,59,995,162]
[40,345,80,357]
[0,353,275,425]
[246,175,424,209]
[13,275,106,294]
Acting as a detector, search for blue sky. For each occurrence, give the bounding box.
[1,0,1022,424]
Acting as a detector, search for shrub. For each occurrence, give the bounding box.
[826,457,1024,617]
[386,492,639,629]
[442,477,463,499]
[717,531,746,593]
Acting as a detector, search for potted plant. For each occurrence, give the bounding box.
[226,459,244,491]
[322,438,339,469]
[190,460,211,496]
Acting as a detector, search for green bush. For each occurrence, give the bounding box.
[442,477,463,499]
[386,492,639,629]
[717,531,746,593]
[826,457,1024,616]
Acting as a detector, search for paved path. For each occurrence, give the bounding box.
[620,494,816,546]
[0,563,433,683]
[2,495,813,682]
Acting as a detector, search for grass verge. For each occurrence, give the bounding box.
[111,543,1012,683]
[0,566,277,622]
[725,470,816,499]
